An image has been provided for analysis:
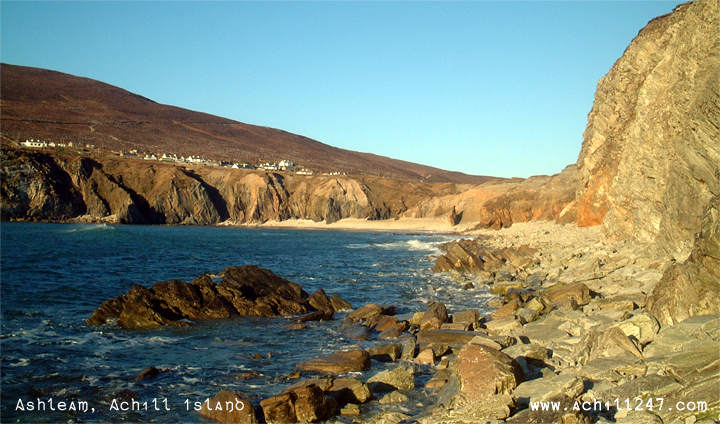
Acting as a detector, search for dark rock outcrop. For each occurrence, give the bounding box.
[86,265,340,329]
[297,349,371,375]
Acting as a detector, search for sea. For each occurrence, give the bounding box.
[0,223,492,422]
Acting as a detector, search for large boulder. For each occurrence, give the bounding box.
[87,266,317,329]
[454,344,524,403]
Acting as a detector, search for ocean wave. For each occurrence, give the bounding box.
[61,224,116,233]
[348,239,442,253]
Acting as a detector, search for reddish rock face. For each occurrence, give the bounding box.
[454,344,523,402]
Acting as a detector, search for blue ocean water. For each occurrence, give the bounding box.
[0,223,492,422]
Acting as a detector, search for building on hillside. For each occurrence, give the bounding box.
[21,139,48,148]
[278,160,295,171]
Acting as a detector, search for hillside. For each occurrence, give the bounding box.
[0,64,496,185]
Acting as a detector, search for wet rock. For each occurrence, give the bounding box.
[419,302,448,330]
[368,344,402,362]
[87,266,311,329]
[340,324,371,341]
[308,289,333,313]
[378,327,404,339]
[296,310,333,322]
[329,296,352,312]
[367,364,415,392]
[297,349,370,374]
[345,304,394,324]
[200,390,257,424]
[134,366,165,381]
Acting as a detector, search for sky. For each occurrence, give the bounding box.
[1,1,683,178]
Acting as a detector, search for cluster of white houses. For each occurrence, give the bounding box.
[20,139,95,150]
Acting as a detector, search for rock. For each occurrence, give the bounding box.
[485,316,522,334]
[292,385,337,423]
[379,391,409,405]
[286,377,335,393]
[416,329,476,346]
[490,281,525,296]
[415,348,435,365]
[400,338,417,360]
[296,310,333,322]
[448,205,461,226]
[327,378,372,404]
[368,343,402,362]
[87,265,311,329]
[614,312,660,346]
[378,327,404,339]
[505,396,591,424]
[345,304,393,324]
[419,302,448,330]
[440,322,469,331]
[260,393,295,424]
[491,299,520,319]
[297,349,370,374]
[454,344,523,403]
[647,197,720,326]
[367,364,415,392]
[452,309,481,330]
[329,295,352,312]
[369,411,411,424]
[134,366,164,381]
[543,282,591,307]
[425,368,452,389]
[513,373,585,409]
[199,390,257,424]
[575,0,720,264]
[339,403,360,416]
[468,335,503,351]
[516,307,540,324]
[340,324,371,341]
[308,289,333,313]
[575,327,643,365]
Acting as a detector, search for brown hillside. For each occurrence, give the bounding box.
[0,63,497,184]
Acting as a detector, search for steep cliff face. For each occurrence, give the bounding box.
[576,0,720,260]
[405,165,578,229]
[0,148,452,225]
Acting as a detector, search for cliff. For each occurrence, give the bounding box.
[575,0,720,260]
[0,147,459,225]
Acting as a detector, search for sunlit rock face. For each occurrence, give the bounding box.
[575,0,720,261]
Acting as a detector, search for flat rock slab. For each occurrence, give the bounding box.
[297,350,370,375]
[416,329,477,346]
[454,344,523,403]
[513,373,585,408]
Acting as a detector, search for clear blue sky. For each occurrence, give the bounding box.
[1,1,682,178]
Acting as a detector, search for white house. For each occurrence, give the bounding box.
[21,139,48,148]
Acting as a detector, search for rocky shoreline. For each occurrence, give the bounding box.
[93,216,717,423]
